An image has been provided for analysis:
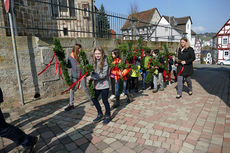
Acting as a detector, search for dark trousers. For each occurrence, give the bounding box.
[131,77,138,92]
[127,77,132,92]
[110,78,115,95]
[0,108,33,148]
[142,71,147,89]
[92,88,111,117]
[173,70,177,82]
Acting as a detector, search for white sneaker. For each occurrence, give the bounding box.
[169,82,171,86]
[120,93,125,97]
[109,95,115,100]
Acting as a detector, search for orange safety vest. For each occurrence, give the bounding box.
[121,68,132,80]
[111,58,121,81]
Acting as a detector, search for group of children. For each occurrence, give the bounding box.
[109,48,177,98]
[65,44,178,125]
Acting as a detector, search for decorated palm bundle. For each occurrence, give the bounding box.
[78,50,95,98]
[38,38,95,97]
[53,38,71,85]
[145,58,161,83]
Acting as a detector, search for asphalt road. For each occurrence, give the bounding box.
[194,64,230,72]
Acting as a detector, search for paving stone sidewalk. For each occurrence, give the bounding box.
[0,67,230,153]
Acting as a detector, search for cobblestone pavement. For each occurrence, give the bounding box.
[1,65,230,153]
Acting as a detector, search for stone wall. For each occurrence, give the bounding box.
[0,0,94,37]
[0,36,178,103]
[0,0,7,36]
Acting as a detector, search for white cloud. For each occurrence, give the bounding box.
[193,26,206,33]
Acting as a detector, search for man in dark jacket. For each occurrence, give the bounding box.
[0,88,38,153]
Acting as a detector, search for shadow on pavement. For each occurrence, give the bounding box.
[111,90,148,120]
[44,122,97,153]
[0,98,91,152]
[193,65,230,107]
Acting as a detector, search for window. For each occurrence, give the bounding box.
[139,29,143,34]
[223,37,228,45]
[165,27,168,32]
[51,0,76,17]
[82,3,89,18]
[69,0,75,17]
[225,51,229,57]
[59,0,68,12]
[63,28,68,36]
[51,0,58,17]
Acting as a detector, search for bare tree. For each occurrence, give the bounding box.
[129,1,139,18]
[129,2,139,40]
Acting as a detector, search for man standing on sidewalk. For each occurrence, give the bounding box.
[0,88,38,153]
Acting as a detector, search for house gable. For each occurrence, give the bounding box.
[216,18,230,51]
[159,16,170,26]
[216,19,230,36]
[121,8,161,30]
[149,8,161,25]
[150,16,182,42]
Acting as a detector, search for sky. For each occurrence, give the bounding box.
[95,0,230,34]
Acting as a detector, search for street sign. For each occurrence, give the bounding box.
[4,0,10,13]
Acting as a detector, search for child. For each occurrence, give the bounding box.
[152,49,164,93]
[0,88,38,152]
[142,49,152,90]
[87,46,111,124]
[65,44,93,111]
[163,55,173,85]
[109,52,116,100]
[131,56,140,93]
[110,49,121,108]
[120,59,132,103]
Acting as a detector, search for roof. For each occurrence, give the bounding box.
[121,8,158,30]
[162,16,176,27]
[175,16,192,25]
[216,18,230,36]
[162,15,195,35]
[191,30,196,35]
[163,16,192,25]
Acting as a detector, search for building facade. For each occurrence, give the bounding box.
[0,0,96,37]
[121,8,161,41]
[121,9,196,46]
[216,18,230,63]
[150,16,182,42]
[194,38,202,63]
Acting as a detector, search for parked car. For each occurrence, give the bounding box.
[217,59,230,65]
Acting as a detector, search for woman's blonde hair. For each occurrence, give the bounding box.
[179,37,190,49]
[93,46,105,71]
